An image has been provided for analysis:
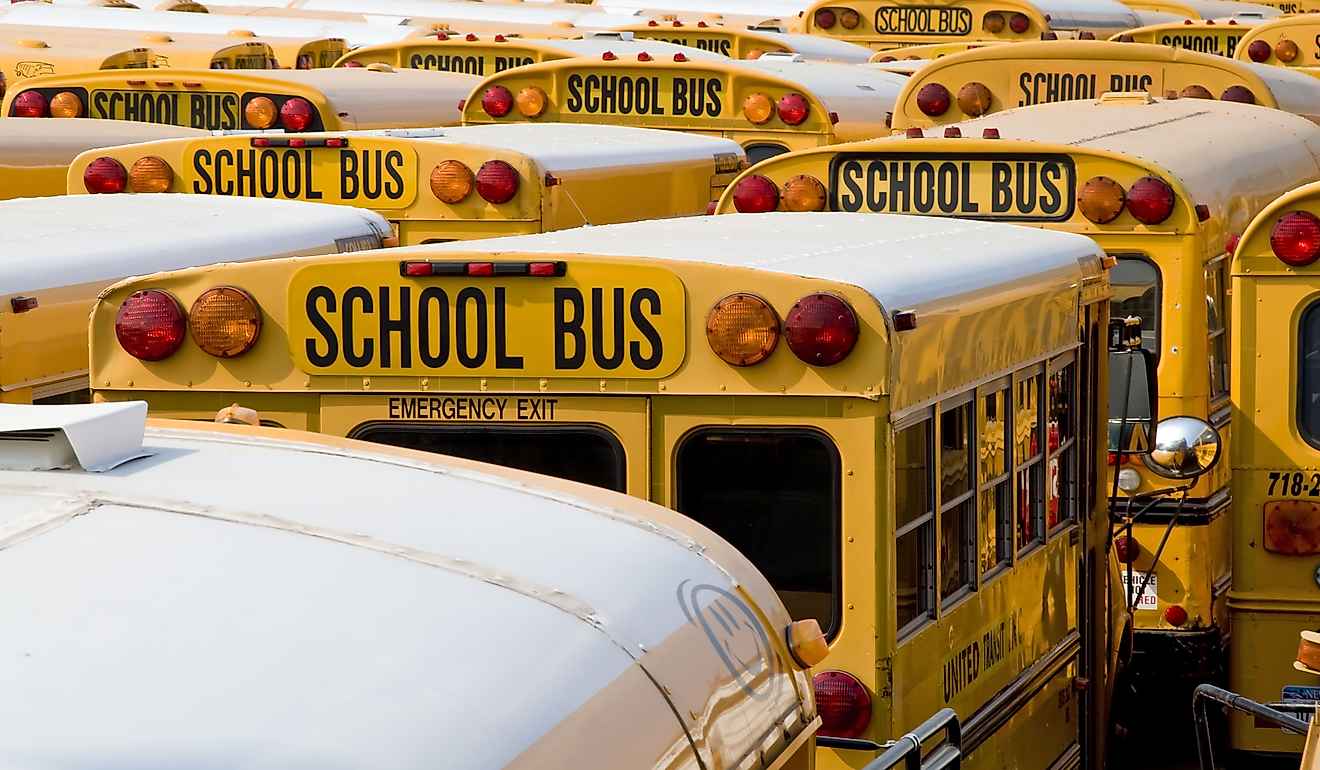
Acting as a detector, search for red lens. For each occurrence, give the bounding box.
[815,8,836,28]
[342,61,365,68]
[1271,211,1320,266]
[475,160,519,203]
[1114,535,1140,564]
[916,83,951,116]
[13,90,47,117]
[115,289,187,361]
[1247,39,1271,62]
[777,93,810,125]
[1165,605,1188,627]
[731,174,779,213]
[1009,13,1030,32]
[83,158,128,194]
[784,293,859,366]
[813,671,872,739]
[1220,85,1255,104]
[1126,177,1175,225]
[482,85,514,117]
[279,97,314,131]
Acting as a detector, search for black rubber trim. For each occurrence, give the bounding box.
[1109,486,1230,525]
[816,736,886,751]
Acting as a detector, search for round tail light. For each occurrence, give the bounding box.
[129,157,173,193]
[1247,39,1271,62]
[814,8,836,28]
[1114,534,1140,564]
[813,671,872,739]
[475,159,519,203]
[781,175,826,212]
[785,293,858,366]
[482,85,514,117]
[516,86,547,118]
[1078,176,1125,224]
[743,92,774,124]
[245,96,277,129]
[116,289,187,361]
[777,93,810,125]
[957,82,992,116]
[296,53,314,69]
[1179,85,1212,100]
[983,11,1004,32]
[279,97,314,131]
[840,8,860,27]
[1165,605,1188,627]
[1277,39,1300,62]
[916,83,951,116]
[84,157,128,194]
[1271,211,1320,266]
[189,287,262,358]
[49,91,83,118]
[706,293,779,365]
[12,90,47,117]
[731,174,779,213]
[1126,177,1175,225]
[431,159,474,203]
[1220,85,1255,104]
[1009,12,1030,32]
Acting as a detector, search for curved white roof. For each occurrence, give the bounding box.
[0,119,202,171]
[736,54,908,122]
[754,31,876,63]
[525,36,728,60]
[1034,0,1143,30]
[593,0,811,19]
[286,0,646,30]
[0,196,390,295]
[0,410,802,769]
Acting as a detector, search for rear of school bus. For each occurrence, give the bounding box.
[86,212,1114,770]
[336,35,576,75]
[2,67,476,130]
[1235,17,1320,78]
[64,124,745,243]
[0,37,154,83]
[0,26,281,70]
[886,40,1320,132]
[1111,20,1251,59]
[714,95,1320,680]
[459,54,902,164]
[1227,182,1320,758]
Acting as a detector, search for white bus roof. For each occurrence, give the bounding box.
[591,0,812,19]
[740,53,909,121]
[0,195,389,295]
[190,0,650,31]
[513,36,728,60]
[0,119,203,172]
[1034,0,1143,31]
[746,30,876,63]
[0,404,803,769]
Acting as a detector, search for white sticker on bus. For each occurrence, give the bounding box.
[1120,572,1157,610]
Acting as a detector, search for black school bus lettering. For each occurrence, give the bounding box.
[302,285,663,371]
[188,93,239,130]
[638,36,733,56]
[1016,73,1098,106]
[340,150,407,200]
[564,73,722,117]
[407,53,485,75]
[1158,32,1238,56]
[91,89,238,129]
[191,148,324,199]
[873,6,973,36]
[833,157,1073,220]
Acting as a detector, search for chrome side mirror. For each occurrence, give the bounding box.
[1144,417,1222,480]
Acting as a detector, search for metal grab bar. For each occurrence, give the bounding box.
[1194,684,1311,770]
[861,708,962,770]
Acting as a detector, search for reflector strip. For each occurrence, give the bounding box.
[399,260,567,277]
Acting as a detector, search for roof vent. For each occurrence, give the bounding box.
[1097,90,1154,105]
[759,52,806,62]
[0,402,149,472]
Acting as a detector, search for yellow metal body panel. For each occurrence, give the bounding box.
[337,36,572,75]
[609,23,801,60]
[799,0,1051,49]
[1236,16,1320,69]
[870,39,1011,60]
[1114,21,1248,58]
[0,38,153,82]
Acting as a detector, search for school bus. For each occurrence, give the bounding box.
[1120,0,1283,21]
[0,26,274,70]
[0,34,153,84]
[796,0,1142,50]
[0,118,201,198]
[870,39,1011,61]
[67,124,746,244]
[3,67,478,131]
[715,94,1320,681]
[1112,19,1256,58]
[460,52,904,164]
[603,21,876,62]
[886,40,1320,132]
[0,403,823,770]
[1234,16,1320,75]
[0,195,390,406]
[1223,181,1320,757]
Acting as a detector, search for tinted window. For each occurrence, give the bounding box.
[746,143,790,165]
[1111,256,1160,357]
[1300,302,1320,448]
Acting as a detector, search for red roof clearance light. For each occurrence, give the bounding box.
[784,293,859,366]
[115,289,187,361]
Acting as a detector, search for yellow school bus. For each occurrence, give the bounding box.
[0,34,153,84]
[1234,16,1320,75]
[870,39,1012,60]
[0,27,276,70]
[2,66,478,130]
[1224,181,1320,757]
[605,21,877,62]
[715,94,1320,682]
[1112,19,1255,58]
[797,0,1142,50]
[460,52,905,164]
[0,117,201,198]
[66,124,746,243]
[887,40,1320,132]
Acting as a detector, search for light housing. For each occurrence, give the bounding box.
[1126,177,1175,225]
[1220,85,1255,104]
[705,293,779,365]
[1009,12,1030,32]
[475,160,519,203]
[116,289,187,361]
[1114,534,1140,564]
[813,671,871,738]
[430,160,474,203]
[814,8,836,28]
[280,97,314,131]
[12,90,48,117]
[787,619,829,667]
[1277,39,1300,62]
[1077,176,1125,224]
[916,83,951,116]
[244,96,277,128]
[1179,85,1212,99]
[1165,605,1188,627]
[84,158,128,194]
[983,11,1005,32]
[957,82,992,116]
[743,92,774,124]
[129,157,173,193]
[189,287,262,358]
[840,8,860,27]
[784,293,858,366]
[1271,211,1320,266]
[49,91,83,118]
[777,93,810,125]
[781,175,826,212]
[1247,39,1271,62]
[515,86,547,118]
[731,174,779,213]
[481,85,514,117]
[1264,500,1320,554]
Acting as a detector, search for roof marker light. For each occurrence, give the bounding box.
[674,52,688,61]
[602,50,617,60]
[982,127,1000,138]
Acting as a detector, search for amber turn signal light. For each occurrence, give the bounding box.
[781,175,826,212]
[129,157,174,193]
[431,160,475,203]
[706,293,779,366]
[189,286,262,358]
[787,619,829,667]
[1078,176,1125,224]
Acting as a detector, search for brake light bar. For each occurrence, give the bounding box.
[250,137,347,148]
[401,260,567,277]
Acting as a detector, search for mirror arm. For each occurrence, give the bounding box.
[1128,492,1187,611]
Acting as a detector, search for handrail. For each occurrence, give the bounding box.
[861,708,962,770]
[1194,684,1311,770]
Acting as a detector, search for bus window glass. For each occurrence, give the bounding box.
[978,388,1012,577]
[1111,257,1160,357]
[676,429,840,635]
[940,401,974,602]
[746,143,790,165]
[1299,302,1320,449]
[1048,361,1076,531]
[1207,262,1229,403]
[352,424,626,492]
[896,419,933,633]
[1016,372,1044,553]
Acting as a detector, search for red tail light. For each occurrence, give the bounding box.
[482,85,513,117]
[731,174,779,213]
[475,160,519,203]
[13,90,47,117]
[815,8,836,28]
[279,97,314,131]
[1271,211,1320,266]
[1126,177,1175,225]
[116,289,187,361]
[1009,12,1030,32]
[342,60,365,68]
[1114,534,1140,564]
[296,53,313,69]
[1247,39,1271,62]
[84,158,128,194]
[813,671,871,738]
[777,93,809,125]
[0,72,6,101]
[916,83,951,116]
[1165,605,1188,627]
[1220,85,1255,104]
[784,293,858,366]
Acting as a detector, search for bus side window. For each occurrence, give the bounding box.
[939,400,975,604]
[1207,260,1229,405]
[978,386,1012,578]
[1015,370,1045,555]
[1298,301,1320,449]
[1048,357,1076,532]
[896,418,935,636]
[1111,256,1161,359]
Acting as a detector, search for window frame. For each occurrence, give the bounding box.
[1110,252,1162,363]
[977,377,1014,584]
[1014,364,1047,557]
[895,410,936,640]
[1047,352,1079,539]
[937,395,977,609]
[1206,254,1230,408]
[1297,300,1320,451]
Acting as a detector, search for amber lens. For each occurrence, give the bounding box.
[782,175,826,212]
[516,86,547,117]
[983,11,1004,32]
[1277,39,1300,63]
[189,286,262,358]
[49,91,83,118]
[1078,176,1126,224]
[840,8,860,27]
[706,293,779,366]
[245,96,277,128]
[1179,84,1212,99]
[957,82,992,116]
[129,157,173,193]
[430,160,474,203]
[743,92,774,124]
[745,47,764,59]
